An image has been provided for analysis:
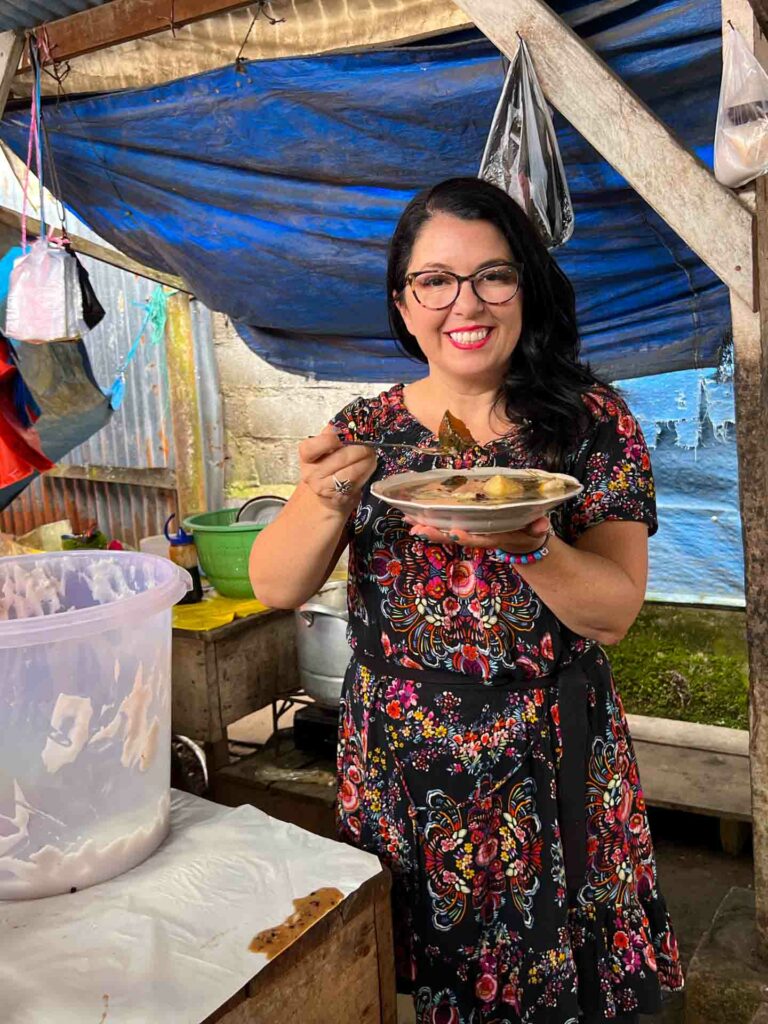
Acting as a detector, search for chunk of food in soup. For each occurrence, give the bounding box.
[393,472,572,505]
[482,474,527,499]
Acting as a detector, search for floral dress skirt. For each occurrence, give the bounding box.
[336,645,683,1023]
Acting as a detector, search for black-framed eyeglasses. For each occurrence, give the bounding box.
[404,262,523,311]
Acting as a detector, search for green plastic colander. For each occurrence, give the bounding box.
[183,508,263,598]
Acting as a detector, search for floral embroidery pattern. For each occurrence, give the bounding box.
[332,384,682,1022]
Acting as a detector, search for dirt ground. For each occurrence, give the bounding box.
[397,807,754,1024]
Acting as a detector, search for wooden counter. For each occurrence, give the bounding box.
[204,872,397,1024]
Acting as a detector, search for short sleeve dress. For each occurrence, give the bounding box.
[330,383,683,1024]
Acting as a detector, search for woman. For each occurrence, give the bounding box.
[250,177,683,1023]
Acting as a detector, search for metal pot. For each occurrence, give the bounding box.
[295,580,350,707]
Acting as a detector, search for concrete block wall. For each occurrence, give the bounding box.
[213,314,394,497]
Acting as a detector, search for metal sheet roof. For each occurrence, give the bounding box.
[0,0,113,32]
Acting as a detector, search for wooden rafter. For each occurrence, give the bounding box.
[25,0,258,66]
[455,0,756,310]
[0,31,23,110]
[0,205,189,292]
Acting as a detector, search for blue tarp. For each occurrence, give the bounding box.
[0,0,730,382]
[618,367,743,606]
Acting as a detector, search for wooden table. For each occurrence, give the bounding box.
[203,872,397,1024]
[0,792,396,1024]
[172,607,298,769]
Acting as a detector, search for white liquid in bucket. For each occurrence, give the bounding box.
[0,552,189,900]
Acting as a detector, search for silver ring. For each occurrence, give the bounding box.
[332,474,352,496]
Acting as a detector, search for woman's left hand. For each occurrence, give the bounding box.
[405,515,551,552]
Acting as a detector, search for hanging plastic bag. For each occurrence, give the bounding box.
[479,37,574,249]
[715,25,768,188]
[5,239,84,343]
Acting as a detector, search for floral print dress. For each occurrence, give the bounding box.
[330,383,683,1024]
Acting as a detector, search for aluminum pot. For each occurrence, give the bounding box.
[295,580,350,707]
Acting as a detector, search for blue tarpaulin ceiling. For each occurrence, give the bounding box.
[0,0,729,382]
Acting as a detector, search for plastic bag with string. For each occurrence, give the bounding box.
[4,37,97,343]
[479,37,574,249]
[5,238,84,342]
[714,23,768,188]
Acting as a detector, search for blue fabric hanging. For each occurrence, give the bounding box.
[0,0,729,382]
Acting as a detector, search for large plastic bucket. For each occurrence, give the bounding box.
[0,550,190,899]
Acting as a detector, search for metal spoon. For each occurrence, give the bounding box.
[309,434,461,456]
[336,438,448,456]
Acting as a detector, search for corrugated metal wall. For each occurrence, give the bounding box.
[0,155,224,547]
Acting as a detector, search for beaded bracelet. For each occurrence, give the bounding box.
[491,544,549,566]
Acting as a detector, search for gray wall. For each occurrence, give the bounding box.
[213,314,392,498]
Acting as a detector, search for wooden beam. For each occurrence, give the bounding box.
[166,292,207,522]
[44,464,177,490]
[723,0,768,957]
[0,205,190,292]
[455,0,756,309]
[28,0,257,66]
[0,31,23,112]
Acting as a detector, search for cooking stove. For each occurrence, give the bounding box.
[292,704,339,757]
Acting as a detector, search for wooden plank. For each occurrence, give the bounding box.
[30,0,257,65]
[0,205,189,292]
[44,463,177,490]
[627,714,749,757]
[373,878,398,1024]
[0,32,23,114]
[171,633,216,740]
[723,0,768,955]
[633,738,752,821]
[454,0,756,309]
[165,292,207,523]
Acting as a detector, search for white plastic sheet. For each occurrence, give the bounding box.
[0,791,381,1024]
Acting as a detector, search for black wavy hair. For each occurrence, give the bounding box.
[387,177,604,468]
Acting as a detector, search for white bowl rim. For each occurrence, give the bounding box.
[371,467,583,512]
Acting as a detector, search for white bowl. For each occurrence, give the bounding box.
[371,467,583,534]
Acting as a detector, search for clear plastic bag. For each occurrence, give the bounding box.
[5,239,84,343]
[479,38,574,249]
[715,25,768,189]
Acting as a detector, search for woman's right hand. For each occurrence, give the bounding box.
[298,426,378,515]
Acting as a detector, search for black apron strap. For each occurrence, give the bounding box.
[555,653,593,891]
[355,653,556,692]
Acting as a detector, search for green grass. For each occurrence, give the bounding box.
[609,603,749,731]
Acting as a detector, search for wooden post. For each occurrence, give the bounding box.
[166,291,207,524]
[722,0,768,955]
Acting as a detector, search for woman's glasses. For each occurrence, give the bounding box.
[404,262,522,311]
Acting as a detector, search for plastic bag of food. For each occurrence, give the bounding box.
[479,38,574,249]
[5,239,83,343]
[715,25,768,188]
